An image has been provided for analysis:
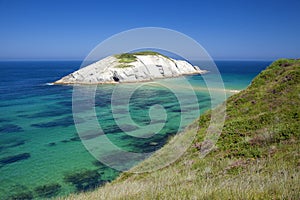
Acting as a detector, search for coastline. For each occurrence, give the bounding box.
[52,71,207,85]
[0,60,268,199]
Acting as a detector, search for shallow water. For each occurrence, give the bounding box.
[0,60,271,199]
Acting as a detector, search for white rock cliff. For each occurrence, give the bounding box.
[54,54,207,84]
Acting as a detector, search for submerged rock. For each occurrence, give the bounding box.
[54,51,207,84]
[0,140,26,152]
[6,184,33,200]
[47,142,56,146]
[9,191,33,200]
[34,183,61,198]
[0,124,24,133]
[63,169,102,191]
[0,153,30,165]
[30,116,74,128]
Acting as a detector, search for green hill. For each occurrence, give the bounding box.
[64,59,300,200]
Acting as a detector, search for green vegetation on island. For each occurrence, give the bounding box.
[115,53,137,63]
[63,59,300,200]
[133,51,170,59]
[114,51,171,65]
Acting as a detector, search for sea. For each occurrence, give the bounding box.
[0,60,272,199]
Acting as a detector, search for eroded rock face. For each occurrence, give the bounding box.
[54,54,207,84]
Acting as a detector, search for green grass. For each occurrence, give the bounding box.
[114,51,171,64]
[132,51,162,56]
[114,53,137,63]
[132,51,170,59]
[61,59,300,200]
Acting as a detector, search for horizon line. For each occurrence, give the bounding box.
[0,58,278,62]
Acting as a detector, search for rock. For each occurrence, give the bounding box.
[63,169,102,191]
[0,153,31,165]
[48,142,56,146]
[54,52,207,84]
[9,191,34,200]
[149,142,158,146]
[34,183,61,198]
[0,124,24,133]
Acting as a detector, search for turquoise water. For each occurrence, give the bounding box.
[0,60,271,199]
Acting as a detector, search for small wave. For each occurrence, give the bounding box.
[45,83,54,86]
[229,89,241,93]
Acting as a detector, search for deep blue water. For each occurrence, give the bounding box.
[0,60,271,199]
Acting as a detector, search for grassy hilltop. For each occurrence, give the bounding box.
[64,59,300,200]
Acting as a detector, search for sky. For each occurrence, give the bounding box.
[0,0,300,60]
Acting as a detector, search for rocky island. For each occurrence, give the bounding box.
[54,51,207,84]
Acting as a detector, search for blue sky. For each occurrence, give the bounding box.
[0,0,299,60]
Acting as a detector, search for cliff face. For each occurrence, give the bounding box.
[54,53,207,84]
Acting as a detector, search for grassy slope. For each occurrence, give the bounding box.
[114,51,171,64]
[64,59,300,200]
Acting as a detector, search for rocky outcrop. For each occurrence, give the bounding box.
[54,53,207,84]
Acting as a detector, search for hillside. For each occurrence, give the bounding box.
[63,59,300,200]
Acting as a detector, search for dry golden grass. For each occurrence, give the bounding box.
[61,141,299,200]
